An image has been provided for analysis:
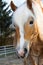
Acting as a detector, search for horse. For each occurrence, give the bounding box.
[10,0,43,65]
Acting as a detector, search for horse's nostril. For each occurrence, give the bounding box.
[24,48,27,54]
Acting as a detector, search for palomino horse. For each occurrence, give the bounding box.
[10,0,43,65]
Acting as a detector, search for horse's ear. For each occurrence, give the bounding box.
[42,8,43,12]
[27,0,32,10]
[10,1,17,11]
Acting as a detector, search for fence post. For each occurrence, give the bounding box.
[4,46,7,57]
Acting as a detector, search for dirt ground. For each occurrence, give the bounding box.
[0,53,43,65]
[0,55,24,65]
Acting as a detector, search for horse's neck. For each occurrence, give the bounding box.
[29,35,43,65]
[30,35,43,56]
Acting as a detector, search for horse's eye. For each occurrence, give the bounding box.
[29,21,33,24]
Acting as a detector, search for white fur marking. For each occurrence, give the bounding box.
[19,27,25,50]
